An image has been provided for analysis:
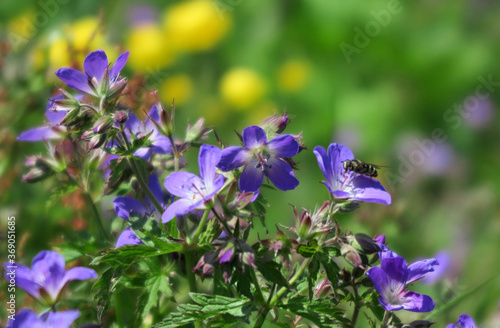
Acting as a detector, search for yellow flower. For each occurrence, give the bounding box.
[48,38,71,69]
[6,10,36,51]
[126,23,175,72]
[220,68,267,110]
[163,0,231,52]
[159,74,193,105]
[277,59,311,92]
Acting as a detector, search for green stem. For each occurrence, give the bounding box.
[351,286,360,328]
[211,208,232,236]
[127,155,164,214]
[249,266,266,306]
[192,209,211,244]
[167,135,179,172]
[185,248,197,293]
[83,190,110,242]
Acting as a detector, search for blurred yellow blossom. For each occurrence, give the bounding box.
[220,68,267,110]
[163,0,231,52]
[159,74,193,105]
[277,59,311,92]
[126,23,175,72]
[65,17,115,59]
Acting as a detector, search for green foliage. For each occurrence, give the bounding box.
[152,294,255,328]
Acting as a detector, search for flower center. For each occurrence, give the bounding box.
[252,153,272,171]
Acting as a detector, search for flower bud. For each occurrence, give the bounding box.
[341,244,363,268]
[350,233,381,255]
[88,133,107,150]
[260,112,289,134]
[113,110,128,124]
[314,278,332,298]
[337,201,360,214]
[186,118,211,143]
[407,320,434,328]
[107,78,128,101]
[93,115,114,134]
[297,212,312,239]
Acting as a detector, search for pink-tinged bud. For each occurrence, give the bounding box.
[260,112,289,134]
[227,191,255,212]
[314,278,332,298]
[88,134,107,150]
[297,212,312,239]
[113,110,128,124]
[186,118,212,143]
[100,68,110,97]
[341,244,364,268]
[107,78,128,101]
[193,251,217,278]
[240,251,257,269]
[93,115,114,134]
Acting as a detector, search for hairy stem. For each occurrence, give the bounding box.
[351,286,360,328]
[185,248,197,293]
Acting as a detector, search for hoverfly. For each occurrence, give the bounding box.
[343,159,382,178]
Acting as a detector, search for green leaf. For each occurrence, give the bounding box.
[104,157,133,195]
[297,240,319,258]
[189,293,252,317]
[135,273,172,327]
[307,257,320,300]
[255,260,290,289]
[316,250,340,288]
[93,267,123,322]
[280,296,348,327]
[90,243,182,268]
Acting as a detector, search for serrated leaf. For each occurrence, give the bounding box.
[135,273,172,327]
[93,267,123,322]
[316,250,340,288]
[90,243,182,268]
[189,293,253,317]
[280,297,348,328]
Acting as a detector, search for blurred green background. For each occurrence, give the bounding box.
[1,0,500,326]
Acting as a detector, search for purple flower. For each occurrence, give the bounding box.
[3,250,97,305]
[162,144,225,223]
[123,105,173,159]
[447,314,478,328]
[313,143,391,205]
[18,95,67,142]
[217,125,299,192]
[55,49,129,98]
[7,308,80,328]
[367,257,435,312]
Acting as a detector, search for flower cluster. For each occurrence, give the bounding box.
[12,48,481,328]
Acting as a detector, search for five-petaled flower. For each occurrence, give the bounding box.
[7,308,80,328]
[162,144,225,222]
[3,250,97,306]
[217,125,299,192]
[447,314,478,328]
[55,49,129,99]
[366,256,435,312]
[313,143,391,205]
[18,95,67,142]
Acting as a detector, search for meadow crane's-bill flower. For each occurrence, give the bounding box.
[55,49,129,99]
[162,144,225,223]
[217,125,299,192]
[3,250,97,305]
[313,143,391,205]
[366,256,435,312]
